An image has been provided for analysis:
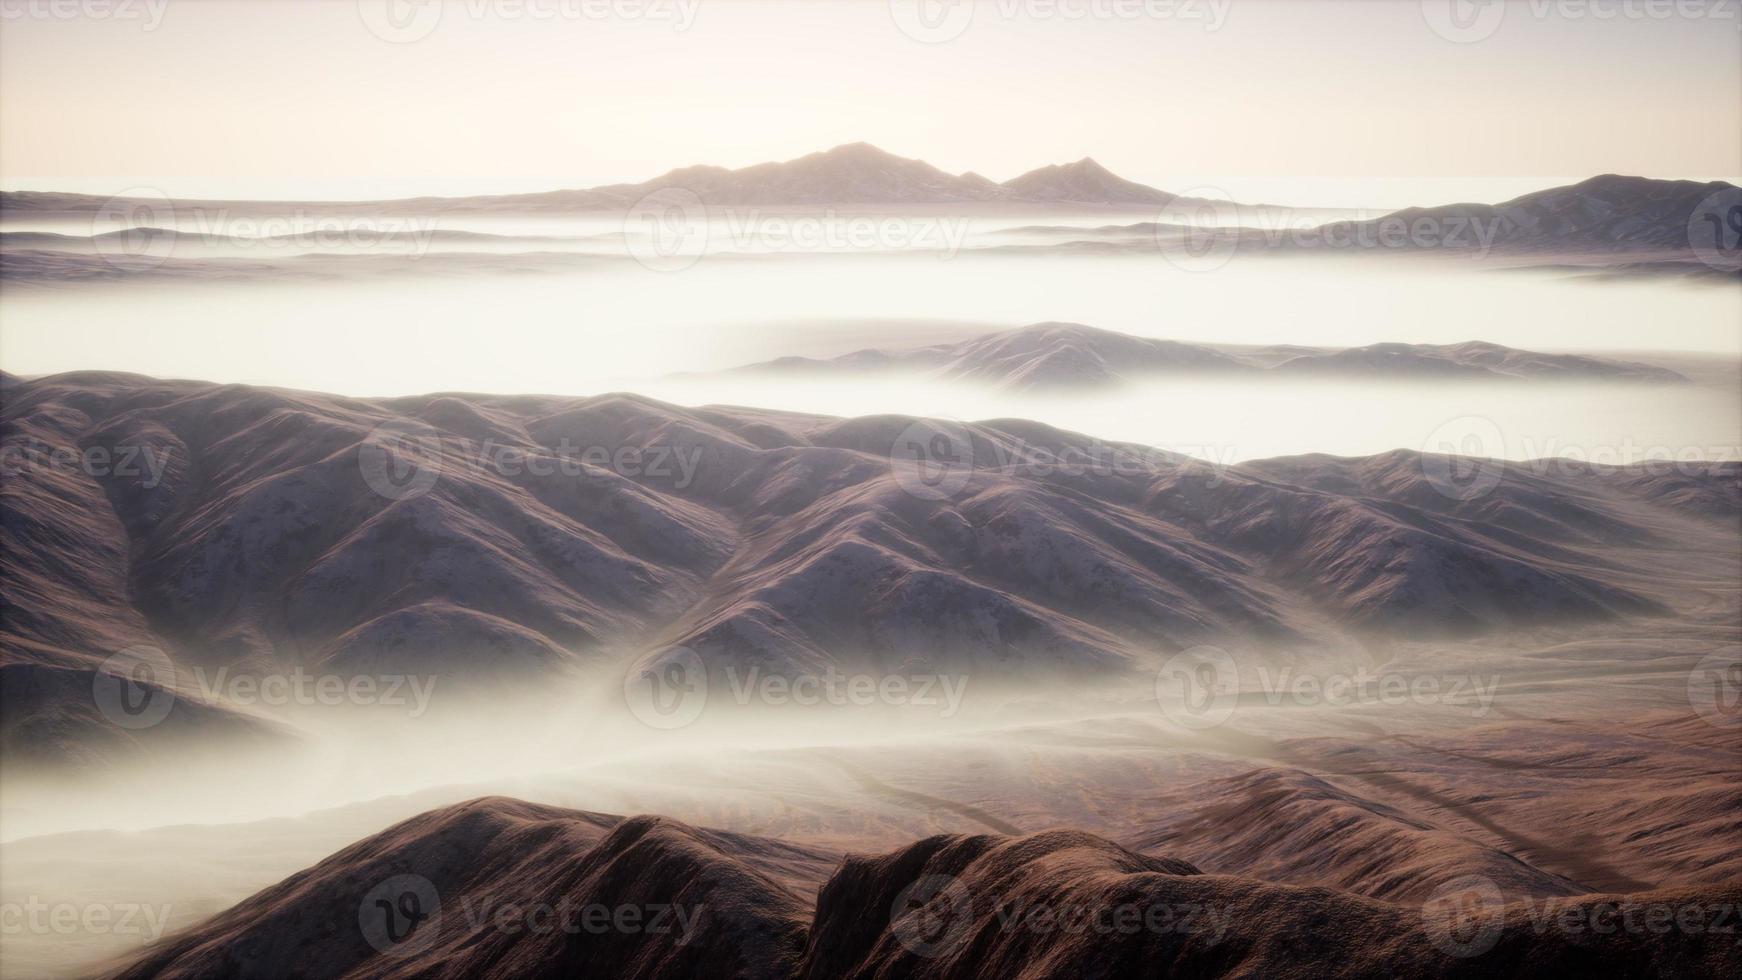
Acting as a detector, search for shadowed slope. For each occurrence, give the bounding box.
[105,798,1742,980]
[106,798,835,980]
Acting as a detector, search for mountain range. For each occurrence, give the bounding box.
[2,147,1728,249]
[728,323,1690,390]
[1005,175,1741,266]
[4,150,1734,279]
[4,371,1735,764]
[1324,174,1742,254]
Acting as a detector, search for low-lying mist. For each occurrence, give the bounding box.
[2,250,1737,464]
[3,252,1738,390]
[642,370,1741,465]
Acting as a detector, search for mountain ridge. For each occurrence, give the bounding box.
[724,322,1691,390]
[102,795,1742,979]
[4,373,1734,765]
[0,144,1179,212]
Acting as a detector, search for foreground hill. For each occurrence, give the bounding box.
[3,373,1734,762]
[105,796,1742,979]
[727,323,1688,390]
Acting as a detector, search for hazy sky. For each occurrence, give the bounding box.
[1,0,1738,206]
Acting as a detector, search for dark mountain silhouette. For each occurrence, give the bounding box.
[106,798,835,980]
[104,796,1742,980]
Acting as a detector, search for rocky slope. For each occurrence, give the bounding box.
[3,373,1733,762]
[104,796,1742,980]
[106,798,835,980]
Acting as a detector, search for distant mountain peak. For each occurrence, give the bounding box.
[1000,157,1175,205]
[820,141,892,157]
[1011,320,1127,341]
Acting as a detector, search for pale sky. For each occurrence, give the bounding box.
[1,0,1738,207]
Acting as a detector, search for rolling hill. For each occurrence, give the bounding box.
[727,323,1689,390]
